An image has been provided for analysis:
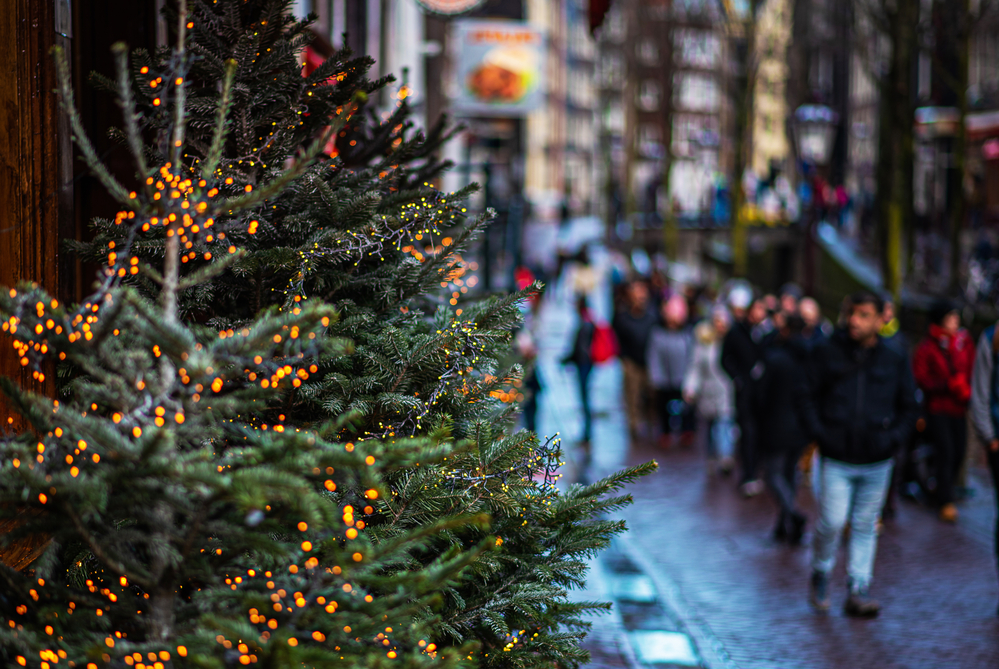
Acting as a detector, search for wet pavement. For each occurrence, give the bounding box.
[531,251,999,669]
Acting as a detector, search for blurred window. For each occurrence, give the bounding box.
[638,80,662,111]
[675,29,719,69]
[637,38,659,65]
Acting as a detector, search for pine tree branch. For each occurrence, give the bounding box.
[52,45,133,206]
[112,43,153,199]
[201,59,238,181]
[63,503,154,590]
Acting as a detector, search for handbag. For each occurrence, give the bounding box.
[590,323,619,364]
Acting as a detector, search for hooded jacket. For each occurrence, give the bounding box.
[721,319,761,391]
[682,321,734,419]
[912,324,975,417]
[647,324,693,391]
[799,329,919,465]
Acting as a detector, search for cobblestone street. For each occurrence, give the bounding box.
[535,279,999,669]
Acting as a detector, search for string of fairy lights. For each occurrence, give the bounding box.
[0,9,566,669]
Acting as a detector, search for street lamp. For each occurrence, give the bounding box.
[792,104,839,167]
[792,104,839,295]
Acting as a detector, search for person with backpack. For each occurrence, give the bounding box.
[801,291,919,617]
[683,305,736,474]
[968,320,999,616]
[912,300,975,523]
[648,295,695,449]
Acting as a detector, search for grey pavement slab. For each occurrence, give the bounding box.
[629,631,700,667]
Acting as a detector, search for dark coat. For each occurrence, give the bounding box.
[721,320,761,391]
[757,338,810,455]
[563,318,595,368]
[612,306,658,366]
[800,329,919,465]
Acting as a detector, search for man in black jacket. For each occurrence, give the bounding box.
[801,292,918,617]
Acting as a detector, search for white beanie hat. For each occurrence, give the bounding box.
[727,285,753,310]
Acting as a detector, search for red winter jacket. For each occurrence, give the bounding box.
[912,325,976,417]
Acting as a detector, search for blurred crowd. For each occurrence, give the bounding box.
[548,262,999,619]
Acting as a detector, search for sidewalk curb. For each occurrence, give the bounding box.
[616,533,741,669]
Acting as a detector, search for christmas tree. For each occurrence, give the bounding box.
[1,1,655,667]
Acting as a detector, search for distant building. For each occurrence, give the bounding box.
[596,0,730,230]
[750,0,791,179]
[524,0,599,220]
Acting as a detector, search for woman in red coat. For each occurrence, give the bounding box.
[913,301,975,522]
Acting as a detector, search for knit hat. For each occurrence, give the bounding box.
[780,282,804,300]
[928,299,958,326]
[664,295,688,324]
[727,284,753,310]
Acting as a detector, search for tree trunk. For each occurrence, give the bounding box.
[879,0,919,302]
[731,0,760,278]
[948,0,971,295]
[662,0,677,260]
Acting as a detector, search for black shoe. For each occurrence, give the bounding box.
[809,571,830,612]
[773,515,788,542]
[844,587,881,618]
[788,513,807,545]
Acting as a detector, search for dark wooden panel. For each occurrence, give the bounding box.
[0,0,62,429]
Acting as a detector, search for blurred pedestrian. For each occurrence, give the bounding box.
[516,298,542,434]
[648,295,695,449]
[763,293,780,317]
[912,300,974,523]
[879,295,906,355]
[802,291,919,617]
[799,297,832,345]
[797,296,831,491]
[561,296,596,458]
[968,319,999,616]
[683,305,735,474]
[613,280,658,441]
[722,288,768,497]
[758,313,809,543]
[779,282,803,316]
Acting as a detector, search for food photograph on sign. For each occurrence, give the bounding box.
[415,0,486,14]
[453,20,545,115]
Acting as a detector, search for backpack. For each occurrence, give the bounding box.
[590,323,619,364]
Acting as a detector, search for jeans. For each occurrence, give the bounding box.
[926,413,967,506]
[523,369,541,433]
[656,389,695,435]
[575,362,593,442]
[735,389,759,484]
[707,417,735,460]
[812,457,894,591]
[622,358,651,434]
[764,446,804,526]
[987,445,999,580]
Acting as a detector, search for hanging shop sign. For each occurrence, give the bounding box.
[416,0,486,15]
[452,20,545,116]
